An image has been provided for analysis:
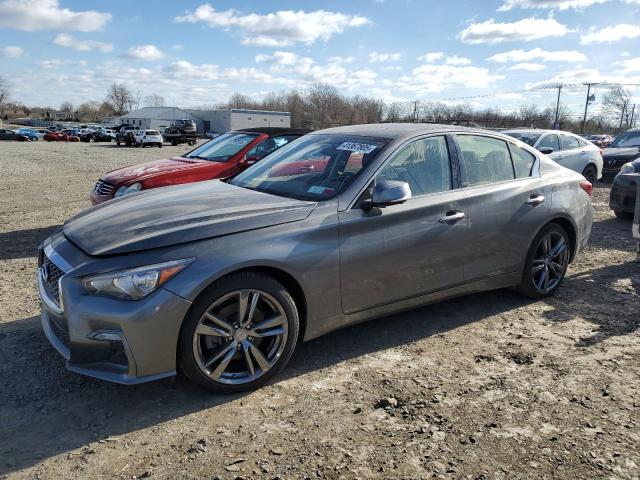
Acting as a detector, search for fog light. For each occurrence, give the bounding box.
[88,330,122,342]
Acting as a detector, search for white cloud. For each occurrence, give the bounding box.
[255,51,299,65]
[615,57,640,73]
[123,45,164,61]
[460,18,569,44]
[446,55,471,65]
[498,0,608,10]
[418,52,444,62]
[53,33,112,52]
[0,0,111,31]
[525,68,640,89]
[581,24,640,44]
[393,64,503,94]
[174,5,370,46]
[369,52,401,63]
[509,62,547,71]
[1,45,23,58]
[488,47,586,63]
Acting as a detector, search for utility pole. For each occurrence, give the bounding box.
[554,85,562,130]
[581,83,596,134]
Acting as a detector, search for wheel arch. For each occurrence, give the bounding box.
[544,216,578,263]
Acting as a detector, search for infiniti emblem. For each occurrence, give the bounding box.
[41,264,50,282]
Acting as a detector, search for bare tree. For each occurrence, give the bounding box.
[0,76,9,107]
[59,101,74,112]
[144,94,165,108]
[602,87,631,130]
[105,83,135,115]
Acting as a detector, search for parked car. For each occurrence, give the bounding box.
[90,128,308,205]
[17,128,40,141]
[116,124,137,146]
[601,128,640,179]
[584,134,614,148]
[40,123,593,392]
[0,129,29,141]
[609,158,639,219]
[44,131,70,142]
[504,129,602,183]
[132,129,163,148]
[62,130,81,142]
[79,131,113,142]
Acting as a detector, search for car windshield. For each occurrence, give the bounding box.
[609,131,640,148]
[230,134,390,201]
[186,132,260,162]
[504,131,541,146]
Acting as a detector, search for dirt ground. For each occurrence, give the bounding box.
[0,140,638,480]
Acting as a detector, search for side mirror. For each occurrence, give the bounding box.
[365,180,412,209]
[538,147,554,154]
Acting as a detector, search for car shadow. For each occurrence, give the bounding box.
[0,287,529,474]
[0,225,62,260]
[540,261,639,347]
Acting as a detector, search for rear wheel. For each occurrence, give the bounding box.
[614,210,634,220]
[582,164,597,184]
[517,223,570,299]
[178,273,299,393]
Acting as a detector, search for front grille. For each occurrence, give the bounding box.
[42,254,65,305]
[94,180,115,196]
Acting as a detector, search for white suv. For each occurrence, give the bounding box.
[133,129,163,148]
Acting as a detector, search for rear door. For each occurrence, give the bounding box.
[454,133,550,280]
[338,135,467,314]
[557,133,584,174]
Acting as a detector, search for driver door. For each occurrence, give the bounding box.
[338,135,467,314]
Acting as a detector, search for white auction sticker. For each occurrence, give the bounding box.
[336,142,378,154]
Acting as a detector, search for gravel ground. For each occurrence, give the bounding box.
[0,140,639,480]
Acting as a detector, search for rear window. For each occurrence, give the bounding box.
[560,134,580,150]
[146,130,159,135]
[458,135,515,186]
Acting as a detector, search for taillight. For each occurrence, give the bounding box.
[579,180,593,197]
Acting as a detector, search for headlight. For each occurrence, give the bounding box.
[114,182,142,198]
[620,163,636,174]
[82,259,194,300]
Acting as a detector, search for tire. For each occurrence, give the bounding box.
[614,210,634,220]
[582,164,597,184]
[158,144,162,148]
[116,141,120,146]
[178,272,300,393]
[517,223,570,299]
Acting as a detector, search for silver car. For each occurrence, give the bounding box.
[504,129,603,184]
[38,124,593,393]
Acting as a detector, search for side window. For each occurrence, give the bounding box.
[576,137,589,147]
[246,137,279,160]
[509,143,537,178]
[377,136,451,197]
[457,135,514,186]
[538,134,559,151]
[560,134,580,150]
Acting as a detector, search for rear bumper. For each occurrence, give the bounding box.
[38,241,193,385]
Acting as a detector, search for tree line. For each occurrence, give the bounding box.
[0,76,635,134]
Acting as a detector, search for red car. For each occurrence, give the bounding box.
[44,131,80,142]
[90,128,308,204]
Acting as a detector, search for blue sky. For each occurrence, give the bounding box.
[0,0,639,117]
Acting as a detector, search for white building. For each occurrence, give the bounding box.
[115,107,291,135]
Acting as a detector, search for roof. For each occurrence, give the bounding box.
[234,127,311,136]
[313,123,489,140]
[230,109,291,116]
[119,107,196,121]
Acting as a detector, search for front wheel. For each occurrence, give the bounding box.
[178,273,300,393]
[517,223,570,299]
[582,164,597,184]
[614,210,634,220]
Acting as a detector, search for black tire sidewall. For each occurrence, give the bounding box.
[178,272,300,393]
[518,223,570,299]
[582,165,597,183]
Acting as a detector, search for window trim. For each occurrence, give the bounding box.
[346,133,459,210]
[451,132,541,191]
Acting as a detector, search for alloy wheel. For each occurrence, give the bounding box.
[192,289,288,385]
[531,231,569,293]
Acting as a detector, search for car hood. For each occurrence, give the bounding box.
[103,157,224,185]
[64,180,316,256]
[602,146,640,161]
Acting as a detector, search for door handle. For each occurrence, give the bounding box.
[439,211,465,223]
[526,194,545,206]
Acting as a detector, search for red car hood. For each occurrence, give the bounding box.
[103,157,228,185]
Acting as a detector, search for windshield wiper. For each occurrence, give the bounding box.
[186,155,209,160]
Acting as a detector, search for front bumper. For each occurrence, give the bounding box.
[38,240,192,385]
[90,191,113,205]
[609,174,638,214]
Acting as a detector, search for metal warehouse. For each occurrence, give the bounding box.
[114,107,291,135]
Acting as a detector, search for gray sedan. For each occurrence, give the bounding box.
[38,124,593,392]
